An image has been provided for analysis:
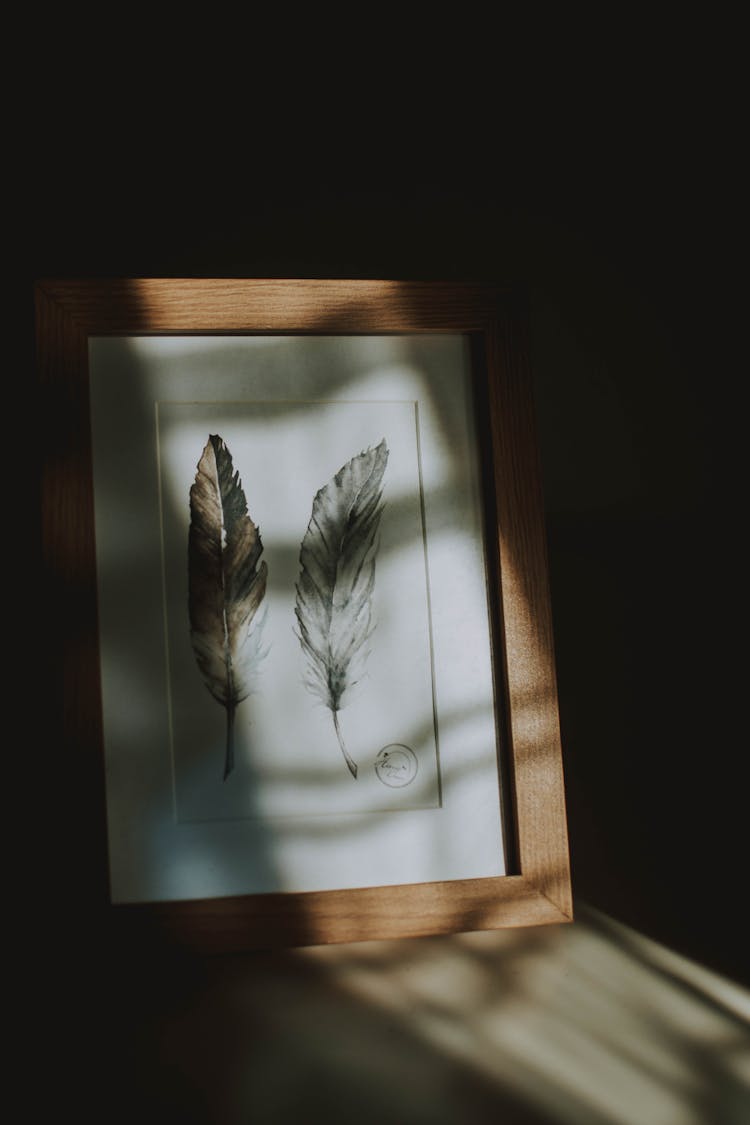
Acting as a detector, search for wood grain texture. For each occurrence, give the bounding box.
[36,284,111,902]
[114,875,568,954]
[37,278,571,949]
[36,278,505,334]
[485,313,572,918]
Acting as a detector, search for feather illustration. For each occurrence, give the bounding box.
[295,439,389,779]
[188,434,267,780]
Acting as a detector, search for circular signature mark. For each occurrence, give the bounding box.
[374,744,418,788]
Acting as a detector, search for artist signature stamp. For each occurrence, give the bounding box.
[374,744,418,788]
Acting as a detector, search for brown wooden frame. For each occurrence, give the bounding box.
[37,278,571,951]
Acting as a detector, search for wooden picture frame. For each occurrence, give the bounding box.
[37,278,571,951]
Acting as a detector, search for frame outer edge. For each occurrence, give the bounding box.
[36,283,111,907]
[485,309,573,920]
[37,279,572,947]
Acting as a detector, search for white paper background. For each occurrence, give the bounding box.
[158,400,439,821]
[89,335,507,902]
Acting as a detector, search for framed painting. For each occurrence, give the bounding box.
[37,279,571,951]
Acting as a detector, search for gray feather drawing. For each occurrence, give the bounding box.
[295,439,389,778]
[188,434,267,780]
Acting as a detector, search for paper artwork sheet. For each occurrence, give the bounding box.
[158,399,439,822]
[88,335,506,901]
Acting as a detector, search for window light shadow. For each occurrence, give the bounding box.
[45,280,749,1124]
[92,903,750,1125]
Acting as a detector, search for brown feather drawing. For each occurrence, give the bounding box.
[188,434,267,779]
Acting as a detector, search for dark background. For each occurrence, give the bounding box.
[28,82,745,1118]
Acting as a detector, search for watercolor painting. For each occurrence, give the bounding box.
[294,440,388,779]
[188,434,267,780]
